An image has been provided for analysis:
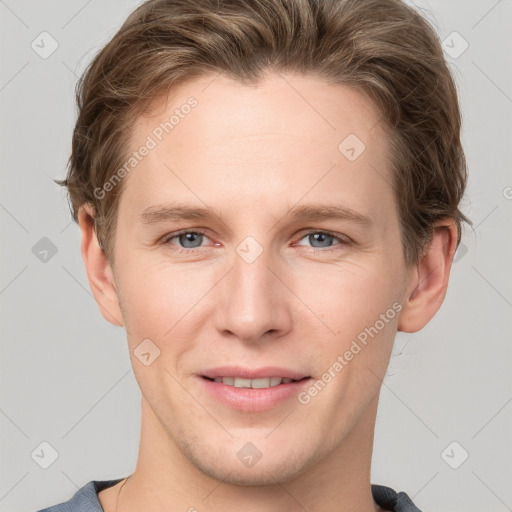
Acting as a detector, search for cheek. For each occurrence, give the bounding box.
[116,256,222,372]
[117,255,200,328]
[292,259,403,345]
[295,264,401,421]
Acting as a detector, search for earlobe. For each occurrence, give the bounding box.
[78,203,125,327]
[397,220,458,333]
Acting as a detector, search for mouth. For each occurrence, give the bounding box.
[199,367,313,412]
[202,376,310,388]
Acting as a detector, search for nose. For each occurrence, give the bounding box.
[215,247,293,343]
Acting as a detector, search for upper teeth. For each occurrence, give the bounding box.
[213,377,294,388]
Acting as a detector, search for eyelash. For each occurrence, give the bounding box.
[162,229,350,254]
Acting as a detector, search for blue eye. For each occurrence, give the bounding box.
[164,230,209,249]
[295,231,348,250]
[299,232,336,248]
[162,229,349,253]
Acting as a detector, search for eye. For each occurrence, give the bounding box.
[295,231,349,250]
[161,229,349,253]
[163,230,211,250]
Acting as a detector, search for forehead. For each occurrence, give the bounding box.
[121,71,394,223]
[133,71,384,152]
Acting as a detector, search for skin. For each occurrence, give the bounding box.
[79,71,457,512]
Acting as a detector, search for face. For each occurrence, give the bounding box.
[110,71,410,485]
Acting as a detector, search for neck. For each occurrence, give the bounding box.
[117,395,382,512]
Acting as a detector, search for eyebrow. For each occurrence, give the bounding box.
[139,203,372,227]
[140,204,221,225]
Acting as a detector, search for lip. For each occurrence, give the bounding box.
[201,366,308,380]
[199,366,312,412]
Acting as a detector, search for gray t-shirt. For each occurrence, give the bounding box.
[35,479,422,511]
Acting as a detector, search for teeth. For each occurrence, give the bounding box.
[270,377,282,386]
[252,378,274,388]
[211,376,297,388]
[233,377,252,388]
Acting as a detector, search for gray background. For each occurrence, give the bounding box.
[1,1,511,511]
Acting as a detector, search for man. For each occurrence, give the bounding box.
[38,0,469,510]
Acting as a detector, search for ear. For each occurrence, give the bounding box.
[397,219,458,333]
[77,203,124,327]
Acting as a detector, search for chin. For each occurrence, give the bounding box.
[195,456,306,487]
[178,434,322,487]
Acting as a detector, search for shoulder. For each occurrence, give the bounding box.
[35,479,123,512]
[371,484,422,512]
[36,479,421,512]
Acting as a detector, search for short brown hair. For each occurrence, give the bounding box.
[58,0,470,266]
